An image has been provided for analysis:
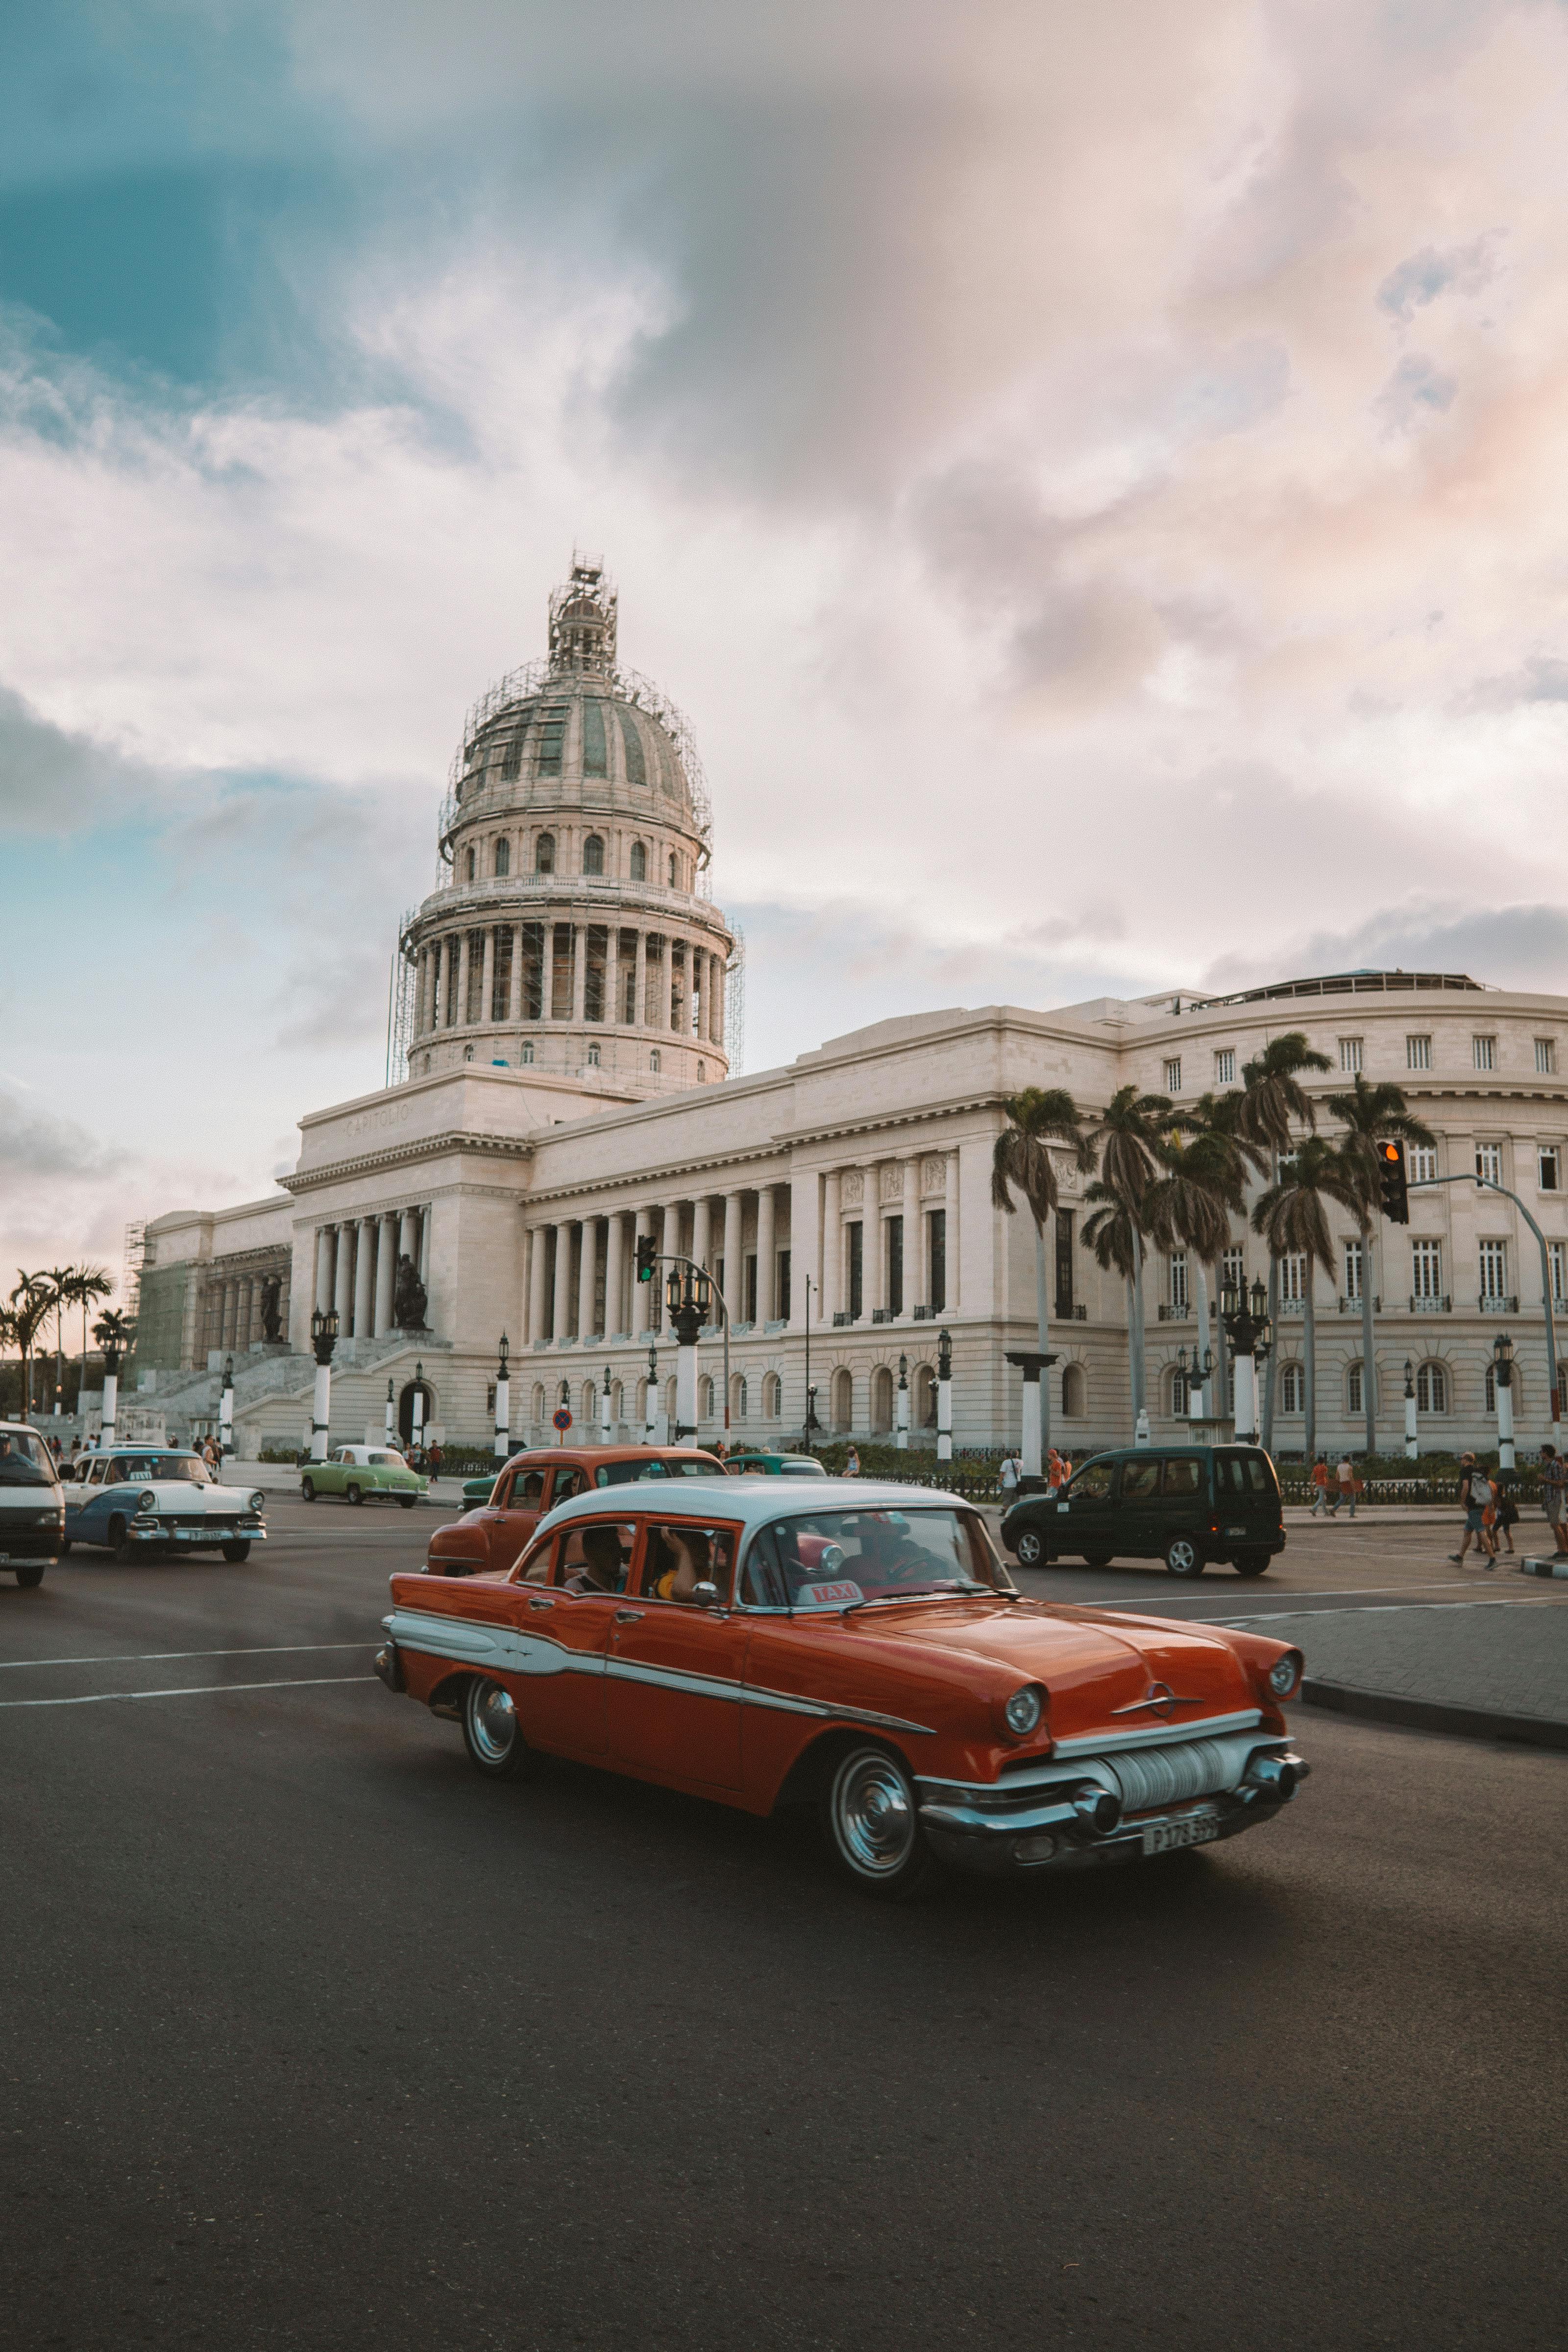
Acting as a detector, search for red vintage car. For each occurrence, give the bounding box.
[376,1476,1309,1897]
[425,1444,726,1577]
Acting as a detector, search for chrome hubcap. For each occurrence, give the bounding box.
[468,1680,516,1764]
[833,1752,915,1877]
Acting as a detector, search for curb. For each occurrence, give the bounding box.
[1301,1675,1568,1753]
[1518,1557,1568,1579]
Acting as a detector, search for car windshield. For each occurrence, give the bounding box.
[745,1507,1002,1609]
[367,1452,403,1467]
[110,1454,211,1485]
[0,1430,58,1487]
[589,1458,721,1487]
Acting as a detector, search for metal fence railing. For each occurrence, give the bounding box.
[1277,1476,1541,1508]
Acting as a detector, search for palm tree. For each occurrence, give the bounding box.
[1084,1088,1182,1426]
[1326,1074,1436,1459]
[991,1088,1096,1452]
[1252,1139,1366,1458]
[39,1264,77,1415]
[1239,1034,1332,1449]
[60,1265,113,1411]
[1145,1129,1240,1420]
[7,1273,57,1420]
[1081,1181,1141,1397]
[1175,1092,1270,1419]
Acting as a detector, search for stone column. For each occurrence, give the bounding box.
[632,1208,653,1336]
[420,946,434,1034]
[480,927,496,1026]
[527,1226,550,1344]
[659,941,674,1034]
[634,932,648,1031]
[605,1212,626,1339]
[375,1214,398,1334]
[944,1151,959,1311]
[822,1172,841,1321]
[315,1227,334,1315]
[551,1221,573,1342]
[572,927,588,1026]
[508,924,523,1022]
[333,1225,353,1327]
[577,1217,598,1339]
[691,1196,712,1274]
[869,1170,886,1317]
[757,1185,777,1323]
[456,931,471,1028]
[605,931,620,1032]
[353,1216,376,1338]
[902,1157,920,1315]
[722,1191,744,1320]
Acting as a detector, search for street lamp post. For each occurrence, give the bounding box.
[665,1263,712,1442]
[1403,1358,1418,1461]
[493,1333,511,1461]
[411,1358,425,1456]
[385,1378,396,1446]
[1220,1277,1272,1445]
[1492,1332,1516,1470]
[309,1310,339,1461]
[600,1357,613,1443]
[936,1328,953,1464]
[98,1326,126,1450]
[219,1355,234,1460]
[1177,1343,1218,1443]
[644,1339,658,1442]
[802,1275,815,1455]
[895,1354,910,1451]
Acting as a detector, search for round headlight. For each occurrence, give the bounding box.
[1268,1649,1302,1699]
[135,1490,157,1514]
[1004,1684,1044,1736]
[249,1491,266,1514]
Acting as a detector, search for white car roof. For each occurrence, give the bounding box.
[535,1475,970,1538]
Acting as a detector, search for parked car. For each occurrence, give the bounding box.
[0,1421,65,1586]
[1001,1445,1286,1578]
[724,1450,828,1478]
[427,1444,725,1578]
[301,1446,429,1508]
[375,1476,1308,1896]
[462,1470,502,1505]
[61,1447,267,1563]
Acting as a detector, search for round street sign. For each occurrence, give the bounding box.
[552,1407,572,1432]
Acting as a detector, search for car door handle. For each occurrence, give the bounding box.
[528,1595,555,1611]
[613,1609,644,1624]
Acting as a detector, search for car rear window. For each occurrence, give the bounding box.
[1121,1458,1160,1500]
[1218,1454,1279,1496]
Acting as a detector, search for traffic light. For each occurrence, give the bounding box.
[1377,1139,1409,1225]
[635,1234,656,1283]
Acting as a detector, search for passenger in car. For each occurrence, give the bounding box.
[648,1526,710,1602]
[565,1524,628,1594]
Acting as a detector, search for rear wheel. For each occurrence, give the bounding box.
[1234,1549,1271,1578]
[1013,1525,1047,1568]
[301,1477,317,1502]
[14,1564,44,1587]
[221,1540,251,1564]
[397,1494,416,1510]
[346,1483,363,1506]
[1165,1534,1204,1578]
[108,1515,132,1564]
[821,1743,933,1899]
[461,1677,530,1780]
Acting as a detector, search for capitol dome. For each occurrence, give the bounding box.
[396,559,735,1102]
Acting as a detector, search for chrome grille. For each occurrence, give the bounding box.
[1107,1738,1235,1814]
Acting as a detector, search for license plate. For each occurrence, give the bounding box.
[1143,1814,1220,1856]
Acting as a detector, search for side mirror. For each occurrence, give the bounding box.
[692,1580,721,1610]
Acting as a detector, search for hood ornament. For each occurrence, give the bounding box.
[1109,1680,1205,1720]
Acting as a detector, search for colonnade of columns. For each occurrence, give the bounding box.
[204,1267,292,1357]
[817,1151,958,1324]
[412,920,726,1047]
[310,1206,430,1342]
[525,1184,788,1347]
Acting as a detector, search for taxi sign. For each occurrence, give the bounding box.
[552,1407,572,1432]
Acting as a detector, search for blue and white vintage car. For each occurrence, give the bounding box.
[62,1448,267,1563]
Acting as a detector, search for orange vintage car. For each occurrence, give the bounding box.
[376,1476,1309,1897]
[425,1443,726,1577]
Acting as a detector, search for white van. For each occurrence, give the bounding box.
[0,1423,66,1587]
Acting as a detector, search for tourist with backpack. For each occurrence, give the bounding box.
[1450,1452,1496,1568]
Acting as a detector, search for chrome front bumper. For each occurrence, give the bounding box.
[917,1733,1310,1876]
[122,1517,267,1544]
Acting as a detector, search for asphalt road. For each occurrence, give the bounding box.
[2,1500,1563,2352]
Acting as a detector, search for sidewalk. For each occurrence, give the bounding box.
[1236,1601,1568,1751]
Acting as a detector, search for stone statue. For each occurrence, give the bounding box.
[393,1252,428,1331]
[259,1276,283,1343]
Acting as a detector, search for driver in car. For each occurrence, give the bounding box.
[852,1512,953,1589]
[565,1524,628,1594]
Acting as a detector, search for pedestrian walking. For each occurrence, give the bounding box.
[427,1440,443,1483]
[1542,1442,1568,1557]
[1310,1454,1332,1516]
[999,1450,1021,1499]
[1336,1454,1358,1519]
[1046,1447,1065,1494]
[844,1444,861,1478]
[1449,1452,1497,1568]
[1492,1464,1519,1555]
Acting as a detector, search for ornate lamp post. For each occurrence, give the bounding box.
[309,1308,339,1462]
[219,1354,235,1460]
[936,1327,953,1464]
[98,1323,127,1450]
[665,1263,712,1442]
[601,1356,613,1443]
[644,1337,659,1443]
[1177,1342,1215,1422]
[411,1356,426,1455]
[385,1377,396,1446]
[1403,1357,1418,1462]
[493,1333,511,1462]
[801,1275,816,1455]
[1492,1331,1516,1470]
[895,1353,910,1451]
[1220,1277,1271,1445]
[805,1383,820,1451]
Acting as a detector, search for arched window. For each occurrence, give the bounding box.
[1062,1363,1086,1419]
[1279,1364,1305,1413]
[465,846,476,881]
[493,838,510,877]
[1170,1368,1190,1416]
[650,1050,661,1074]
[583,834,604,876]
[831,1367,854,1431]
[583,1381,597,1427]
[1416,1361,1447,1414]
[611,1381,624,1425]
[699,1375,715,1421]
[1348,1362,1378,1415]
[914,1363,936,1429]
[535,833,555,875]
[635,1378,649,1427]
[697,1061,705,1083]
[630,839,647,882]
[762,1372,782,1420]
[663,1375,679,1424]
[1483,1364,1518,1415]
[668,852,679,888]
[870,1366,893,1434]
[732,1373,748,1421]
[397,1379,435,1445]
[530,1383,545,1427]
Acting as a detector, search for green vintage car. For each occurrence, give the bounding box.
[725,1450,828,1478]
[301,1445,429,1508]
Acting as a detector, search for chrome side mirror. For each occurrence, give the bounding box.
[692,1580,721,1610]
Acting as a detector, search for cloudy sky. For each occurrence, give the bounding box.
[3,0,1568,1296]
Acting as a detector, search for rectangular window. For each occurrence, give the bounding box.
[1344,1240,1363,1302]
[745,1255,758,1324]
[1536,1037,1557,1075]
[536,704,568,776]
[1479,1240,1508,1300]
[1475,1141,1502,1184]
[582,699,608,778]
[584,925,607,1023]
[1409,1143,1438,1184]
[1214,1049,1235,1086]
[550,923,574,1021]
[618,929,638,1024]
[1338,1036,1363,1074]
[1473,1035,1496,1071]
[1406,1034,1431,1071]
[643,934,664,1027]
[1222,1246,1244,1298]
[519,923,544,1020]
[500,721,526,781]
[669,941,686,1034]
[930,1209,947,1315]
[777,1248,791,1321]
[847,1222,864,1321]
[1551,1241,1566,1306]
[1539,1147,1560,1193]
[617,705,647,788]
[490,926,513,1023]
[1278,1250,1305,1304]
[887,1215,904,1318]
[1164,1057,1182,1094]
[1411,1239,1444,1300]
[1169,1250,1188,1311]
[1053,1207,1072,1317]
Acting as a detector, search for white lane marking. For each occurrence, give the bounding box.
[1107,1579,1567,1608]
[1208,1600,1563,1625]
[0,1675,377,1711]
[0,1643,371,1671]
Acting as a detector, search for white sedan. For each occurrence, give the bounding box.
[63,1449,268,1563]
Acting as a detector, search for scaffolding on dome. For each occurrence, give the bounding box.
[121,1221,147,1321]
[725,922,746,1075]
[386,913,418,1085]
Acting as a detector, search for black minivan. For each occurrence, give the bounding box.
[1000,1446,1286,1579]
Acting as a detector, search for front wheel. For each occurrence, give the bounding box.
[1165,1534,1204,1578]
[397,1494,416,1510]
[1013,1525,1047,1568]
[1233,1549,1271,1578]
[108,1515,132,1564]
[301,1477,316,1502]
[14,1564,44,1587]
[461,1677,531,1779]
[821,1744,933,1899]
[346,1483,363,1506]
[222,1540,251,1564]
